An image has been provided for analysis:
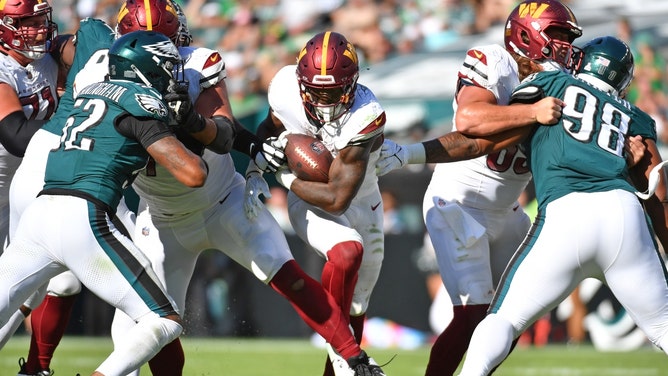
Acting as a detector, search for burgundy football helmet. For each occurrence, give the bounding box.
[116,0,183,45]
[0,0,57,60]
[296,31,359,126]
[504,0,582,69]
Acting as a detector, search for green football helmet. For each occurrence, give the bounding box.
[576,36,634,96]
[108,30,180,93]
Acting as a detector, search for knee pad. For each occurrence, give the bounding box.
[135,315,183,350]
[327,241,364,273]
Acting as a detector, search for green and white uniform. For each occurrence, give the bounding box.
[459,70,668,375]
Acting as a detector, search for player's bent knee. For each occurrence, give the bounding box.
[327,241,364,271]
[136,314,183,349]
[47,272,82,296]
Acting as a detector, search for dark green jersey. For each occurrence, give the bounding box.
[511,70,657,210]
[43,18,116,135]
[43,80,171,210]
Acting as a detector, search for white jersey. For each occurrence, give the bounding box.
[268,65,385,199]
[131,47,235,218]
[0,52,59,244]
[430,44,531,211]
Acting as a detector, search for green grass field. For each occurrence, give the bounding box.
[2,335,668,375]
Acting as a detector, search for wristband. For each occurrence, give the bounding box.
[276,169,297,190]
[405,143,427,164]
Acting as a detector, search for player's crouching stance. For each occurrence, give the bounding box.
[0,31,208,376]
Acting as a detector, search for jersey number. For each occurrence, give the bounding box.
[562,86,629,157]
[59,98,106,151]
[486,146,529,174]
[20,86,57,120]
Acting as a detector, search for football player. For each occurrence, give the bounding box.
[6,15,120,376]
[418,36,668,376]
[110,2,381,376]
[0,1,60,372]
[375,1,582,373]
[0,29,209,376]
[246,31,387,376]
[0,0,58,246]
[6,2,219,374]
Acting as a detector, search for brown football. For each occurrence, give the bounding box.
[284,133,333,183]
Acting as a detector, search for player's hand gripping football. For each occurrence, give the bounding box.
[376,139,408,176]
[252,132,289,173]
[244,161,272,220]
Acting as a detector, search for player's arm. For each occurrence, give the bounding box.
[628,138,668,251]
[50,34,75,93]
[422,127,528,162]
[118,115,208,187]
[0,83,48,157]
[455,81,564,136]
[291,135,380,215]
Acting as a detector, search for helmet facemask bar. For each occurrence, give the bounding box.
[170,0,192,47]
[300,76,356,125]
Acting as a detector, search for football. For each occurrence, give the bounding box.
[284,133,333,183]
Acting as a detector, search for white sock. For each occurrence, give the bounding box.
[96,316,182,376]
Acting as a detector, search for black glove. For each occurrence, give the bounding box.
[164,82,206,133]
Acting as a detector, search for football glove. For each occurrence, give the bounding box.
[244,161,272,220]
[375,139,426,176]
[164,82,205,133]
[252,134,288,173]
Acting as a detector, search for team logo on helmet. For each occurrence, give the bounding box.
[143,39,179,60]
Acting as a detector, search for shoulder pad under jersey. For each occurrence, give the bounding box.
[180,46,226,90]
[458,44,519,104]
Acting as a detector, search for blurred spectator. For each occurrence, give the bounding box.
[381,188,406,234]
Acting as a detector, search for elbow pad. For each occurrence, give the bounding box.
[206,115,237,154]
[0,111,46,157]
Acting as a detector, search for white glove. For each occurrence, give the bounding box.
[275,168,297,190]
[252,132,290,173]
[375,139,426,176]
[244,162,272,220]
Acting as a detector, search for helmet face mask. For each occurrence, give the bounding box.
[0,0,57,60]
[296,31,359,126]
[504,0,582,70]
[575,36,634,96]
[116,0,183,46]
[108,30,181,93]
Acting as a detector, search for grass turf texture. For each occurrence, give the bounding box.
[2,336,667,375]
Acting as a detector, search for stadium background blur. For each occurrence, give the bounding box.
[33,0,668,351]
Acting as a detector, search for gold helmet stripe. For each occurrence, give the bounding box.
[144,0,153,30]
[321,31,331,76]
